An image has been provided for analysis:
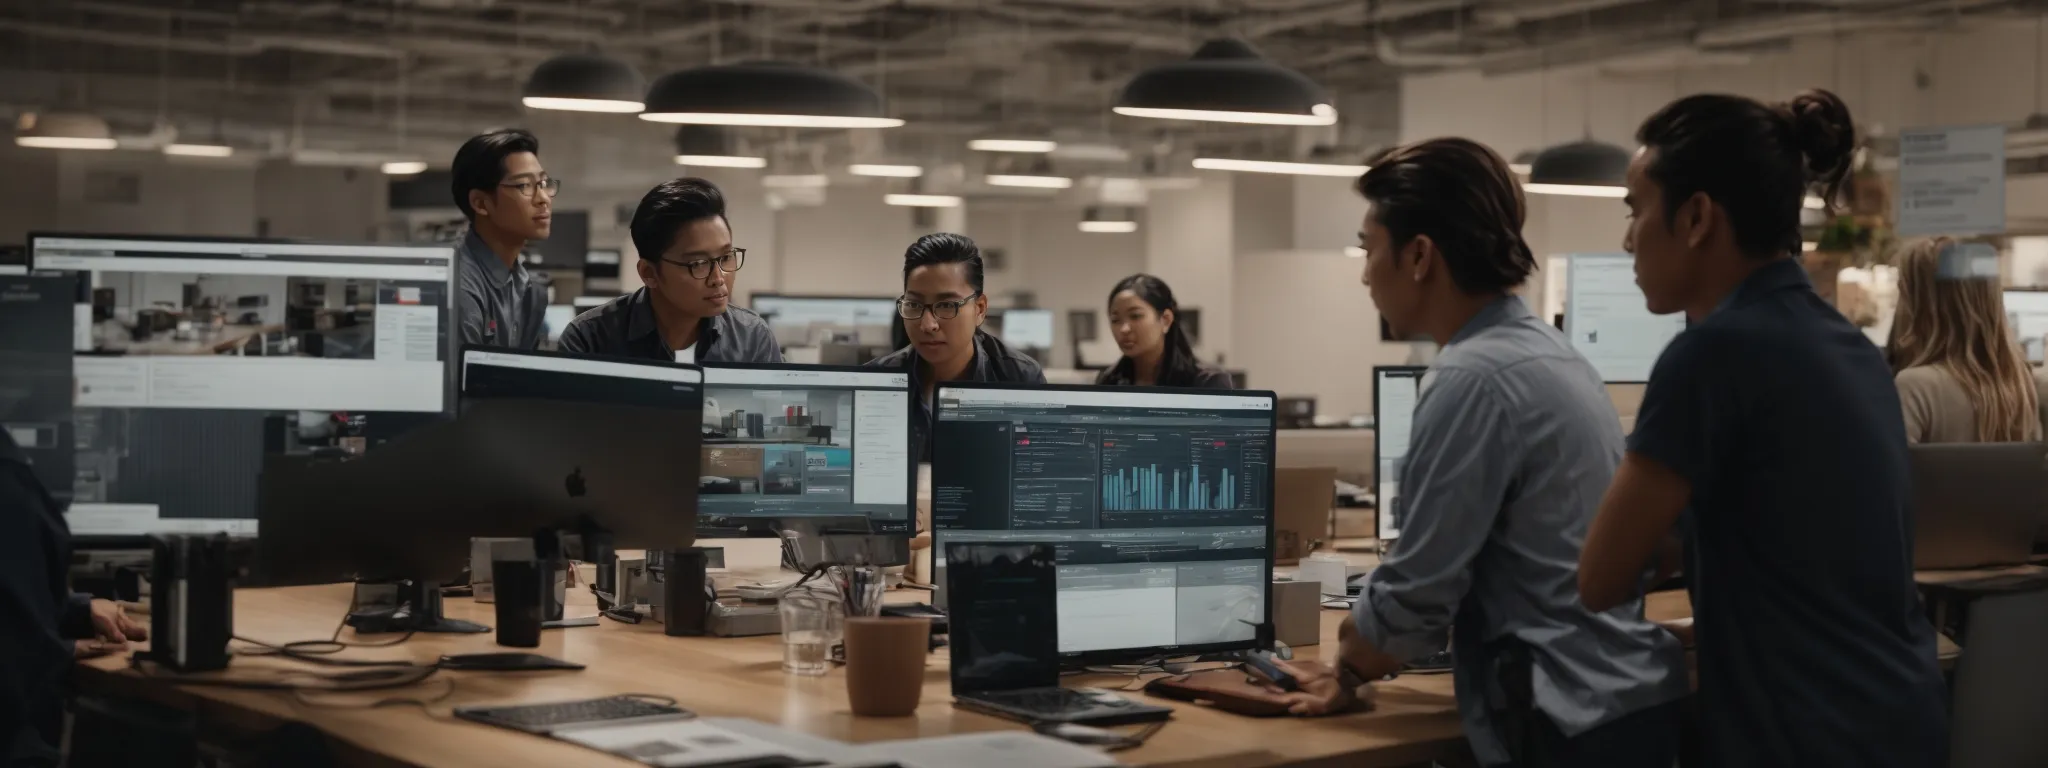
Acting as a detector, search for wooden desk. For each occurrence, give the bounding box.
[79,585,1504,768]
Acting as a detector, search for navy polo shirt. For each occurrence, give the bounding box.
[1628,258,1946,768]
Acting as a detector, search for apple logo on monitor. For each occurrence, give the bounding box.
[564,467,587,498]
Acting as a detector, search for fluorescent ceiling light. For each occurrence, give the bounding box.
[640,113,903,128]
[1523,182,1626,198]
[1344,246,1366,258]
[1803,195,1826,210]
[763,174,830,189]
[1112,103,1336,126]
[1079,220,1139,233]
[849,164,923,178]
[969,139,1057,153]
[17,136,118,150]
[164,143,235,157]
[1192,157,1365,177]
[986,174,1073,189]
[885,193,962,207]
[381,161,428,175]
[522,96,645,113]
[675,154,767,168]
[1509,163,1533,175]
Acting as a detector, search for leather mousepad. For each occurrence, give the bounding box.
[1143,669,1296,717]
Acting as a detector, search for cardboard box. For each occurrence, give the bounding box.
[1273,467,1338,564]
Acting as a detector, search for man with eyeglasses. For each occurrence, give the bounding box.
[866,233,1043,462]
[558,177,781,364]
[451,128,556,350]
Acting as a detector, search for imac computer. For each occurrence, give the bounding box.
[30,232,458,542]
[990,308,1055,350]
[460,347,703,411]
[2005,289,2048,364]
[1373,366,1425,543]
[1563,253,1687,383]
[750,293,907,361]
[931,383,1278,663]
[699,363,914,566]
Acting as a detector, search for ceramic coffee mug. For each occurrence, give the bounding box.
[843,617,931,717]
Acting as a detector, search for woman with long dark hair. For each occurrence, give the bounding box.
[1094,274,1235,389]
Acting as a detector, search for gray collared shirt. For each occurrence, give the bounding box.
[557,287,783,365]
[1353,296,1687,766]
[456,230,549,350]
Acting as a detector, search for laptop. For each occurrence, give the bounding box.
[1909,442,2046,570]
[944,543,1173,726]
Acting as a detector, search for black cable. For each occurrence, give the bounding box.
[127,655,441,692]
[234,593,418,662]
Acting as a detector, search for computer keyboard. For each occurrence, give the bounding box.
[454,695,692,734]
[975,688,1110,713]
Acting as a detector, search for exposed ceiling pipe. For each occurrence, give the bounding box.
[238,3,612,44]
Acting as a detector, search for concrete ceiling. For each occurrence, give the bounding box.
[0,0,2038,165]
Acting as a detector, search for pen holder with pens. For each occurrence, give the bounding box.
[829,563,886,619]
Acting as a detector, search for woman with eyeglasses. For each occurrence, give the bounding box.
[866,233,1045,462]
[559,178,782,364]
[1095,274,1237,389]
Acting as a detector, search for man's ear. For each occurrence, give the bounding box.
[1680,192,1713,250]
[635,258,658,287]
[973,293,988,326]
[1407,235,1437,283]
[469,189,493,218]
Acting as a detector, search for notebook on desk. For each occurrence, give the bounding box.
[1910,443,2046,570]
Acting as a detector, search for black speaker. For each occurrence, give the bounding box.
[148,534,235,672]
[660,548,709,637]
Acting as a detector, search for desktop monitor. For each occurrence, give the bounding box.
[750,293,904,352]
[931,383,1278,663]
[697,363,914,540]
[0,272,81,496]
[543,304,578,343]
[460,346,704,411]
[991,308,1055,349]
[1563,253,1687,383]
[30,232,458,541]
[2005,289,2048,364]
[1373,366,1425,542]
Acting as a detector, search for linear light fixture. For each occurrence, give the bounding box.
[15,112,118,150]
[164,143,235,157]
[381,161,428,175]
[763,174,830,189]
[644,112,903,128]
[986,174,1073,189]
[1522,182,1626,198]
[969,138,1057,153]
[522,96,645,113]
[1079,220,1139,234]
[1344,246,1366,258]
[1191,157,1365,177]
[885,193,962,207]
[1115,104,1337,126]
[17,136,118,150]
[675,154,767,168]
[849,163,924,178]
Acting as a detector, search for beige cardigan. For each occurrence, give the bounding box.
[1894,365,2048,444]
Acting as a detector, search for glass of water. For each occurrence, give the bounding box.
[779,590,843,676]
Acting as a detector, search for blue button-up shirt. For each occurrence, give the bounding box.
[1352,296,1687,765]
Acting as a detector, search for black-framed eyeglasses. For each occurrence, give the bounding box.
[660,248,746,280]
[500,177,562,199]
[897,292,981,321]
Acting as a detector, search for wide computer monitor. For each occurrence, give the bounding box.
[2005,289,2048,364]
[1563,253,1687,383]
[30,232,458,541]
[697,363,914,541]
[0,272,80,497]
[460,346,704,411]
[931,383,1277,663]
[1373,366,1425,543]
[990,308,1055,349]
[751,293,905,352]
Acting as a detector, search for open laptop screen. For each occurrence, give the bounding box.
[946,542,1061,694]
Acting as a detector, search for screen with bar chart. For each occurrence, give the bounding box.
[930,384,1277,662]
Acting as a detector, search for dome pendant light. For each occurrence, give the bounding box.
[672,126,765,168]
[15,112,118,150]
[522,53,647,113]
[641,61,903,128]
[1115,39,1336,126]
[1524,140,1631,198]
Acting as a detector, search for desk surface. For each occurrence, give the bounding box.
[77,585,1693,768]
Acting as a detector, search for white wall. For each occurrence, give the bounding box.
[1233,248,1417,417]
[1148,175,1238,361]
[968,204,1147,367]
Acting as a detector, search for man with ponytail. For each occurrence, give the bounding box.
[1580,90,1947,767]
[1270,138,1688,767]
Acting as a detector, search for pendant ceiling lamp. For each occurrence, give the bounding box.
[1523,140,1631,197]
[523,53,647,113]
[641,61,903,128]
[1115,38,1336,126]
[1080,207,1139,234]
[672,126,765,168]
[15,112,117,150]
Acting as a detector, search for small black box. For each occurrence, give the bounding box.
[149,534,236,672]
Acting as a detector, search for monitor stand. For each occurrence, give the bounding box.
[346,578,489,634]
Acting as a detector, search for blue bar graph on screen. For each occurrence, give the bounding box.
[1103,463,1235,511]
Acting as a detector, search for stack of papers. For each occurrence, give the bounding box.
[555,718,1122,768]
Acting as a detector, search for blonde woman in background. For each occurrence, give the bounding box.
[1887,237,2047,443]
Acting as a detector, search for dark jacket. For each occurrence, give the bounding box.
[1094,358,1238,389]
[558,288,784,364]
[866,331,1046,461]
[1,431,90,767]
